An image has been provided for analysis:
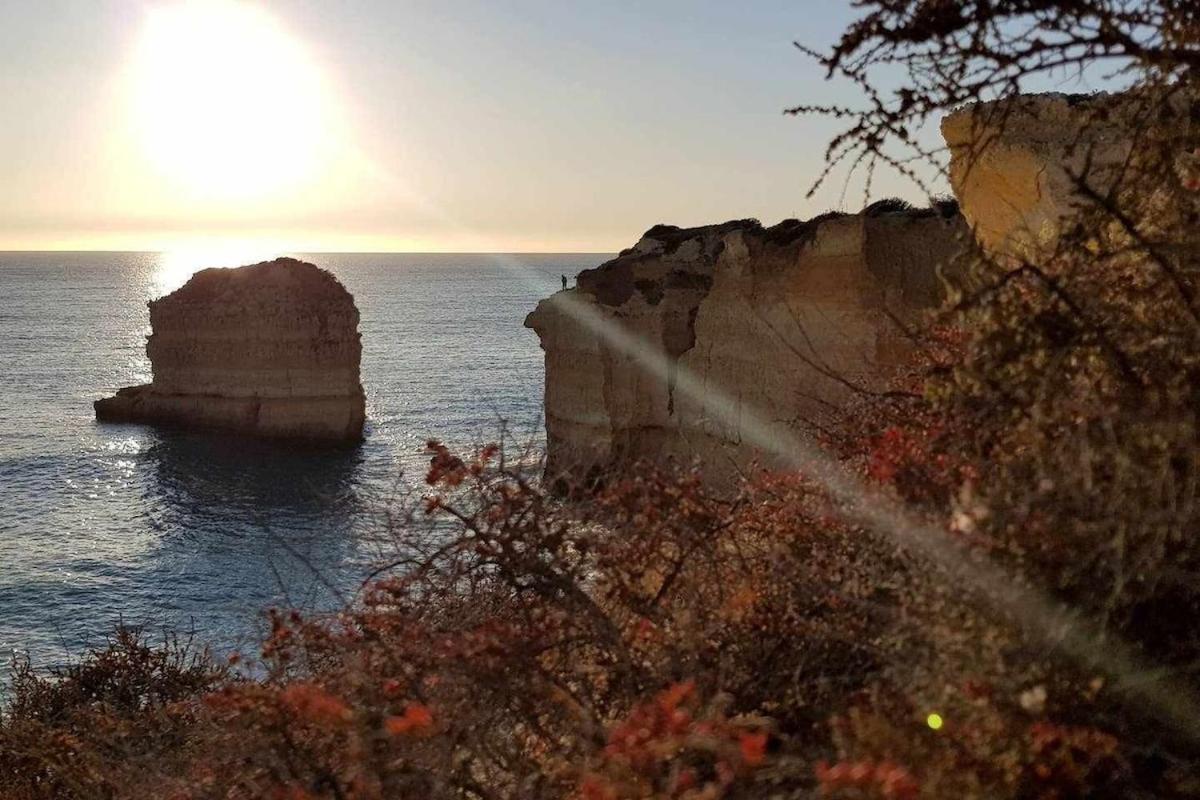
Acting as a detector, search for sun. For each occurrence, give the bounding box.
[129,1,332,201]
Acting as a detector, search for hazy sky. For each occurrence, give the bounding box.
[0,1,1087,252]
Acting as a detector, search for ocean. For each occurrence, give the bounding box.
[0,251,604,664]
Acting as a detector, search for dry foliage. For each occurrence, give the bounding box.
[5,426,1192,798]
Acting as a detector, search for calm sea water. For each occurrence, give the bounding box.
[0,251,604,664]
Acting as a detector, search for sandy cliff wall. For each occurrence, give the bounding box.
[941,93,1136,258]
[526,207,966,484]
[95,258,365,442]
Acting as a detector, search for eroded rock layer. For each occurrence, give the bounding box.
[941,92,1136,258]
[525,206,966,484]
[95,258,365,442]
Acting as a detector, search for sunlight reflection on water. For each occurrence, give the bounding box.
[153,245,287,297]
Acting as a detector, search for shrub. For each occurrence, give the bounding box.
[0,627,226,799]
[7,428,1188,798]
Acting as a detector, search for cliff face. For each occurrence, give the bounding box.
[525,207,966,484]
[941,93,1135,258]
[95,258,365,442]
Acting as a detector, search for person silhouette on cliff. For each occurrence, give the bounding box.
[561,274,568,290]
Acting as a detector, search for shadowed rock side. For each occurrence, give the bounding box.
[95,258,365,443]
[525,207,967,485]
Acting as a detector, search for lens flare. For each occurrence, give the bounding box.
[347,155,1200,746]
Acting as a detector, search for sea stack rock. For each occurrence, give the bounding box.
[95,258,366,443]
[525,205,966,485]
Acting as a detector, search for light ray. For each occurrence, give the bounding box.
[527,269,1200,743]
[358,162,1200,743]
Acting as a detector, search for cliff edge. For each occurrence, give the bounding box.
[95,258,366,443]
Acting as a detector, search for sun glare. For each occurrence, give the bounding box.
[129,1,333,201]
[154,242,291,296]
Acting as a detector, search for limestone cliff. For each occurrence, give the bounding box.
[525,206,966,484]
[95,258,365,442]
[941,92,1136,258]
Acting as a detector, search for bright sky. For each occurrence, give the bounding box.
[0,0,1095,253]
